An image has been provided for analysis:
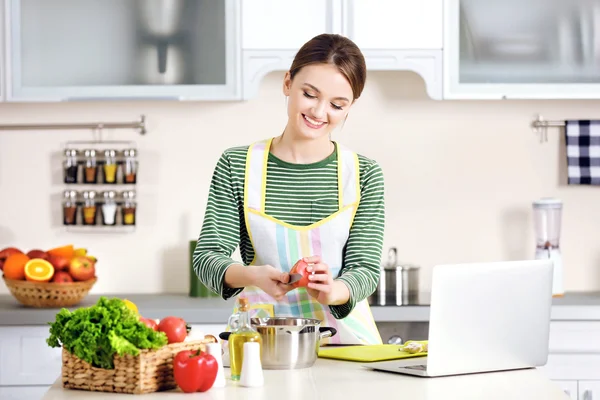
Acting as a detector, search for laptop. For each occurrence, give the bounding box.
[364,259,554,377]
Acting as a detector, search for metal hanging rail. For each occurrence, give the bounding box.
[532,114,565,143]
[0,114,147,134]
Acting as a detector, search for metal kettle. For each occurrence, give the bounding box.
[369,247,420,306]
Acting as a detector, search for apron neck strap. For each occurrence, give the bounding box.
[245,138,356,213]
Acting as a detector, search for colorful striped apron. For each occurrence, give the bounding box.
[231,138,382,345]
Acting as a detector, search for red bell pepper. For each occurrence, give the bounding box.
[173,348,218,393]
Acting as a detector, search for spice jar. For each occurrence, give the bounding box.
[62,190,79,225]
[63,149,79,184]
[101,191,118,226]
[102,149,118,184]
[121,149,138,184]
[83,149,98,184]
[81,190,98,225]
[121,190,136,226]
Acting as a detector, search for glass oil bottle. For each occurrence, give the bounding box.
[228,298,262,381]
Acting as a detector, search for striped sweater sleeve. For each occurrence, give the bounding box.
[192,151,244,300]
[330,160,385,319]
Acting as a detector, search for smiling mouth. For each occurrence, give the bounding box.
[302,114,327,129]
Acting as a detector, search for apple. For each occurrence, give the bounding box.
[48,254,70,271]
[51,271,74,283]
[27,249,49,260]
[290,259,311,288]
[0,259,4,271]
[0,247,23,261]
[68,256,96,281]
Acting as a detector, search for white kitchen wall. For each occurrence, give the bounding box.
[1,70,600,296]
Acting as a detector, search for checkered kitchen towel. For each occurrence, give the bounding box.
[566,120,600,185]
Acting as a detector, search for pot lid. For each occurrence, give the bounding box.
[383,247,420,270]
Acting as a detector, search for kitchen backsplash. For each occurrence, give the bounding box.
[1,70,600,295]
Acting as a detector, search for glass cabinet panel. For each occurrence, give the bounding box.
[6,0,240,101]
[445,0,600,99]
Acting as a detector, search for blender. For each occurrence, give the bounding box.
[532,197,564,296]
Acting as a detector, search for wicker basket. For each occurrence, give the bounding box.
[2,276,96,308]
[62,339,210,394]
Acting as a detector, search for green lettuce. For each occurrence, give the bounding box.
[47,296,168,369]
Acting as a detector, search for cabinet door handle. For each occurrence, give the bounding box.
[583,389,592,400]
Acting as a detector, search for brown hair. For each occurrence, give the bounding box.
[289,34,366,100]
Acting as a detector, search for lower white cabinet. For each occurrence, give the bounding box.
[0,323,226,397]
[0,326,62,386]
[538,322,600,399]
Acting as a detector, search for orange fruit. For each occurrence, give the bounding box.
[3,253,30,280]
[24,259,55,282]
[47,245,74,260]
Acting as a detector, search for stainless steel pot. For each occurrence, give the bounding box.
[219,317,337,370]
[369,247,420,306]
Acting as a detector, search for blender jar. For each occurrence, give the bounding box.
[533,197,562,250]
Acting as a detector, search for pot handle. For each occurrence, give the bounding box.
[219,332,231,341]
[319,327,337,339]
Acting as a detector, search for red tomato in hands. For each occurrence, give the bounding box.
[140,317,158,331]
[158,316,188,344]
[173,349,218,393]
[290,259,311,288]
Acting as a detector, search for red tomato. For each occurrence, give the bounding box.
[158,316,188,344]
[290,259,311,288]
[140,317,158,331]
[173,349,218,393]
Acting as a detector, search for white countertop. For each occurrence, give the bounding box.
[42,357,568,400]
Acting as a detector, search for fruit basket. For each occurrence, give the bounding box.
[3,276,97,308]
[1,245,97,308]
[61,338,211,394]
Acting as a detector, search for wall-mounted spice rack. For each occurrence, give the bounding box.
[61,140,138,233]
[63,147,138,185]
[63,189,137,229]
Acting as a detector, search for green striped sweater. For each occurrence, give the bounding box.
[192,142,385,319]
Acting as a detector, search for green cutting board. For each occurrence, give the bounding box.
[318,344,427,362]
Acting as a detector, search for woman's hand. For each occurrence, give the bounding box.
[249,264,293,301]
[304,256,350,306]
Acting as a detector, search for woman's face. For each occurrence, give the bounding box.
[283,63,354,141]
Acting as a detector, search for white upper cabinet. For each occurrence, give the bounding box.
[240,0,444,100]
[240,0,341,100]
[5,0,241,101]
[241,0,339,50]
[444,0,600,99]
[345,0,443,50]
[343,0,443,99]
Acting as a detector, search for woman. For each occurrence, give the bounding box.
[193,33,385,345]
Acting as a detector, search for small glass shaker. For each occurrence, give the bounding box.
[83,149,98,184]
[63,149,79,184]
[101,190,118,226]
[121,190,137,226]
[82,190,98,225]
[62,190,79,225]
[102,149,118,184]
[122,149,138,184]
